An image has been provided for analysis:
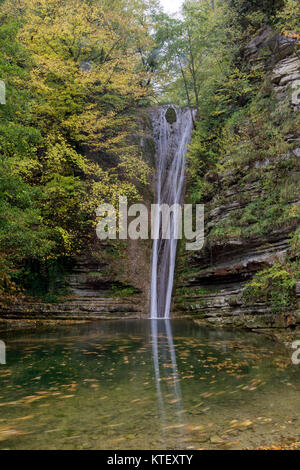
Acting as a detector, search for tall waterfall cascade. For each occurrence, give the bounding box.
[150,106,195,319]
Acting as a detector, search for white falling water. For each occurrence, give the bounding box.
[150,106,195,319]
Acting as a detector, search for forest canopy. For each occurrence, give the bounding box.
[0,0,158,300]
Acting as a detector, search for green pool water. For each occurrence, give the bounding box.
[0,319,299,450]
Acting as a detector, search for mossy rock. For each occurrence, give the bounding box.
[165,107,177,124]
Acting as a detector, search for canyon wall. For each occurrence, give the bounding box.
[174,28,300,329]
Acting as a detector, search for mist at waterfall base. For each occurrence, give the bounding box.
[150,106,195,319]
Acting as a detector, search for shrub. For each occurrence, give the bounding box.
[243,262,299,313]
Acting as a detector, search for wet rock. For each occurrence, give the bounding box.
[271,57,300,85]
[243,26,273,59]
[292,148,300,158]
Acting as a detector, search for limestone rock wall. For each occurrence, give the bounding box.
[174,28,300,329]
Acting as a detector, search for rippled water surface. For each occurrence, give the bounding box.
[0,320,299,450]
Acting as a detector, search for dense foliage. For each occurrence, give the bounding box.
[0,0,156,300]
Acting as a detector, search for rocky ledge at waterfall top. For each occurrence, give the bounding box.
[175,27,300,330]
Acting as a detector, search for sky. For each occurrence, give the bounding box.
[160,0,184,14]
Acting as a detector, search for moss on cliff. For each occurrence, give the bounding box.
[165,107,177,124]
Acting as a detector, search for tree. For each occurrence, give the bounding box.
[0,0,155,299]
[152,0,234,110]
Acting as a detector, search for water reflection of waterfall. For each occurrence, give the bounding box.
[150,106,195,319]
[151,319,185,441]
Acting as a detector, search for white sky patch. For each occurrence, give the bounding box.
[160,0,184,14]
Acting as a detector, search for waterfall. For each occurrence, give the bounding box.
[150,106,195,319]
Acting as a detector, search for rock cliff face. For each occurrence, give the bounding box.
[0,243,149,324]
[174,28,300,329]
